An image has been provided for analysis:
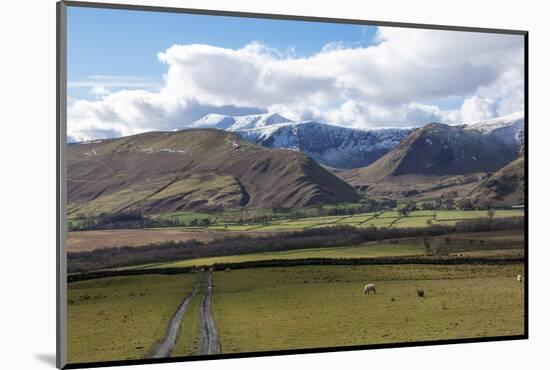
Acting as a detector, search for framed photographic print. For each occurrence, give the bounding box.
[57,1,527,368]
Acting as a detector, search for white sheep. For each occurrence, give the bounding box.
[364,283,376,295]
[517,274,523,282]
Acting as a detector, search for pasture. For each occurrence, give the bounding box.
[67,274,197,363]
[212,264,524,353]
[66,260,524,363]
[167,209,524,232]
[68,209,524,252]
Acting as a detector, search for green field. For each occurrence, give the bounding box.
[368,218,398,228]
[69,208,524,234]
[180,209,524,232]
[393,216,433,228]
[377,210,402,218]
[212,264,524,353]
[67,274,197,363]
[150,243,426,269]
[67,262,524,363]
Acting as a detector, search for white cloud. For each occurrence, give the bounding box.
[90,85,111,96]
[320,101,454,128]
[68,27,524,141]
[459,96,498,123]
[68,75,161,100]
[68,75,161,89]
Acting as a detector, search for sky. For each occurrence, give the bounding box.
[67,6,525,142]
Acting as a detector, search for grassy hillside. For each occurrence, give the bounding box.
[340,123,521,200]
[67,129,359,216]
[347,123,518,181]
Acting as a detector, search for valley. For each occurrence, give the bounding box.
[66,110,526,363]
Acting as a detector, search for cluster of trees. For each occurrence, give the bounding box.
[415,198,456,211]
[292,199,398,218]
[235,215,272,225]
[324,199,398,216]
[399,201,418,216]
[69,212,215,231]
[69,211,148,231]
[270,199,397,219]
[68,216,524,273]
[186,218,211,227]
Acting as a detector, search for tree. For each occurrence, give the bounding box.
[399,200,417,216]
[316,204,324,216]
[460,198,474,210]
[440,198,455,210]
[421,201,438,210]
[199,218,211,227]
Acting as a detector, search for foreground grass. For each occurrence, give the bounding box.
[67,274,197,364]
[212,264,524,353]
[149,244,426,269]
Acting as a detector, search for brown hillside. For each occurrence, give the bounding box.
[464,155,525,208]
[345,123,518,184]
[67,129,359,216]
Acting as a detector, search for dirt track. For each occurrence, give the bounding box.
[198,272,221,355]
[149,283,199,359]
[148,271,220,359]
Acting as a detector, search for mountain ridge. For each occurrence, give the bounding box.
[186,113,414,169]
[188,112,293,131]
[183,111,523,170]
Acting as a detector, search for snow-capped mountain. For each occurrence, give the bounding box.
[189,112,293,131]
[238,121,413,169]
[184,111,524,170]
[464,111,524,150]
[344,112,525,183]
[186,113,412,168]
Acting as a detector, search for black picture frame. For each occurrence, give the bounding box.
[57,1,528,369]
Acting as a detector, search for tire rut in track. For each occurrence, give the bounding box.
[197,271,221,355]
[149,281,199,358]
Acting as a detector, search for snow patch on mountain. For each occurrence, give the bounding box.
[183,111,524,169]
[188,112,293,131]
[465,111,524,133]
[188,114,237,130]
[238,121,413,169]
[465,111,524,149]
